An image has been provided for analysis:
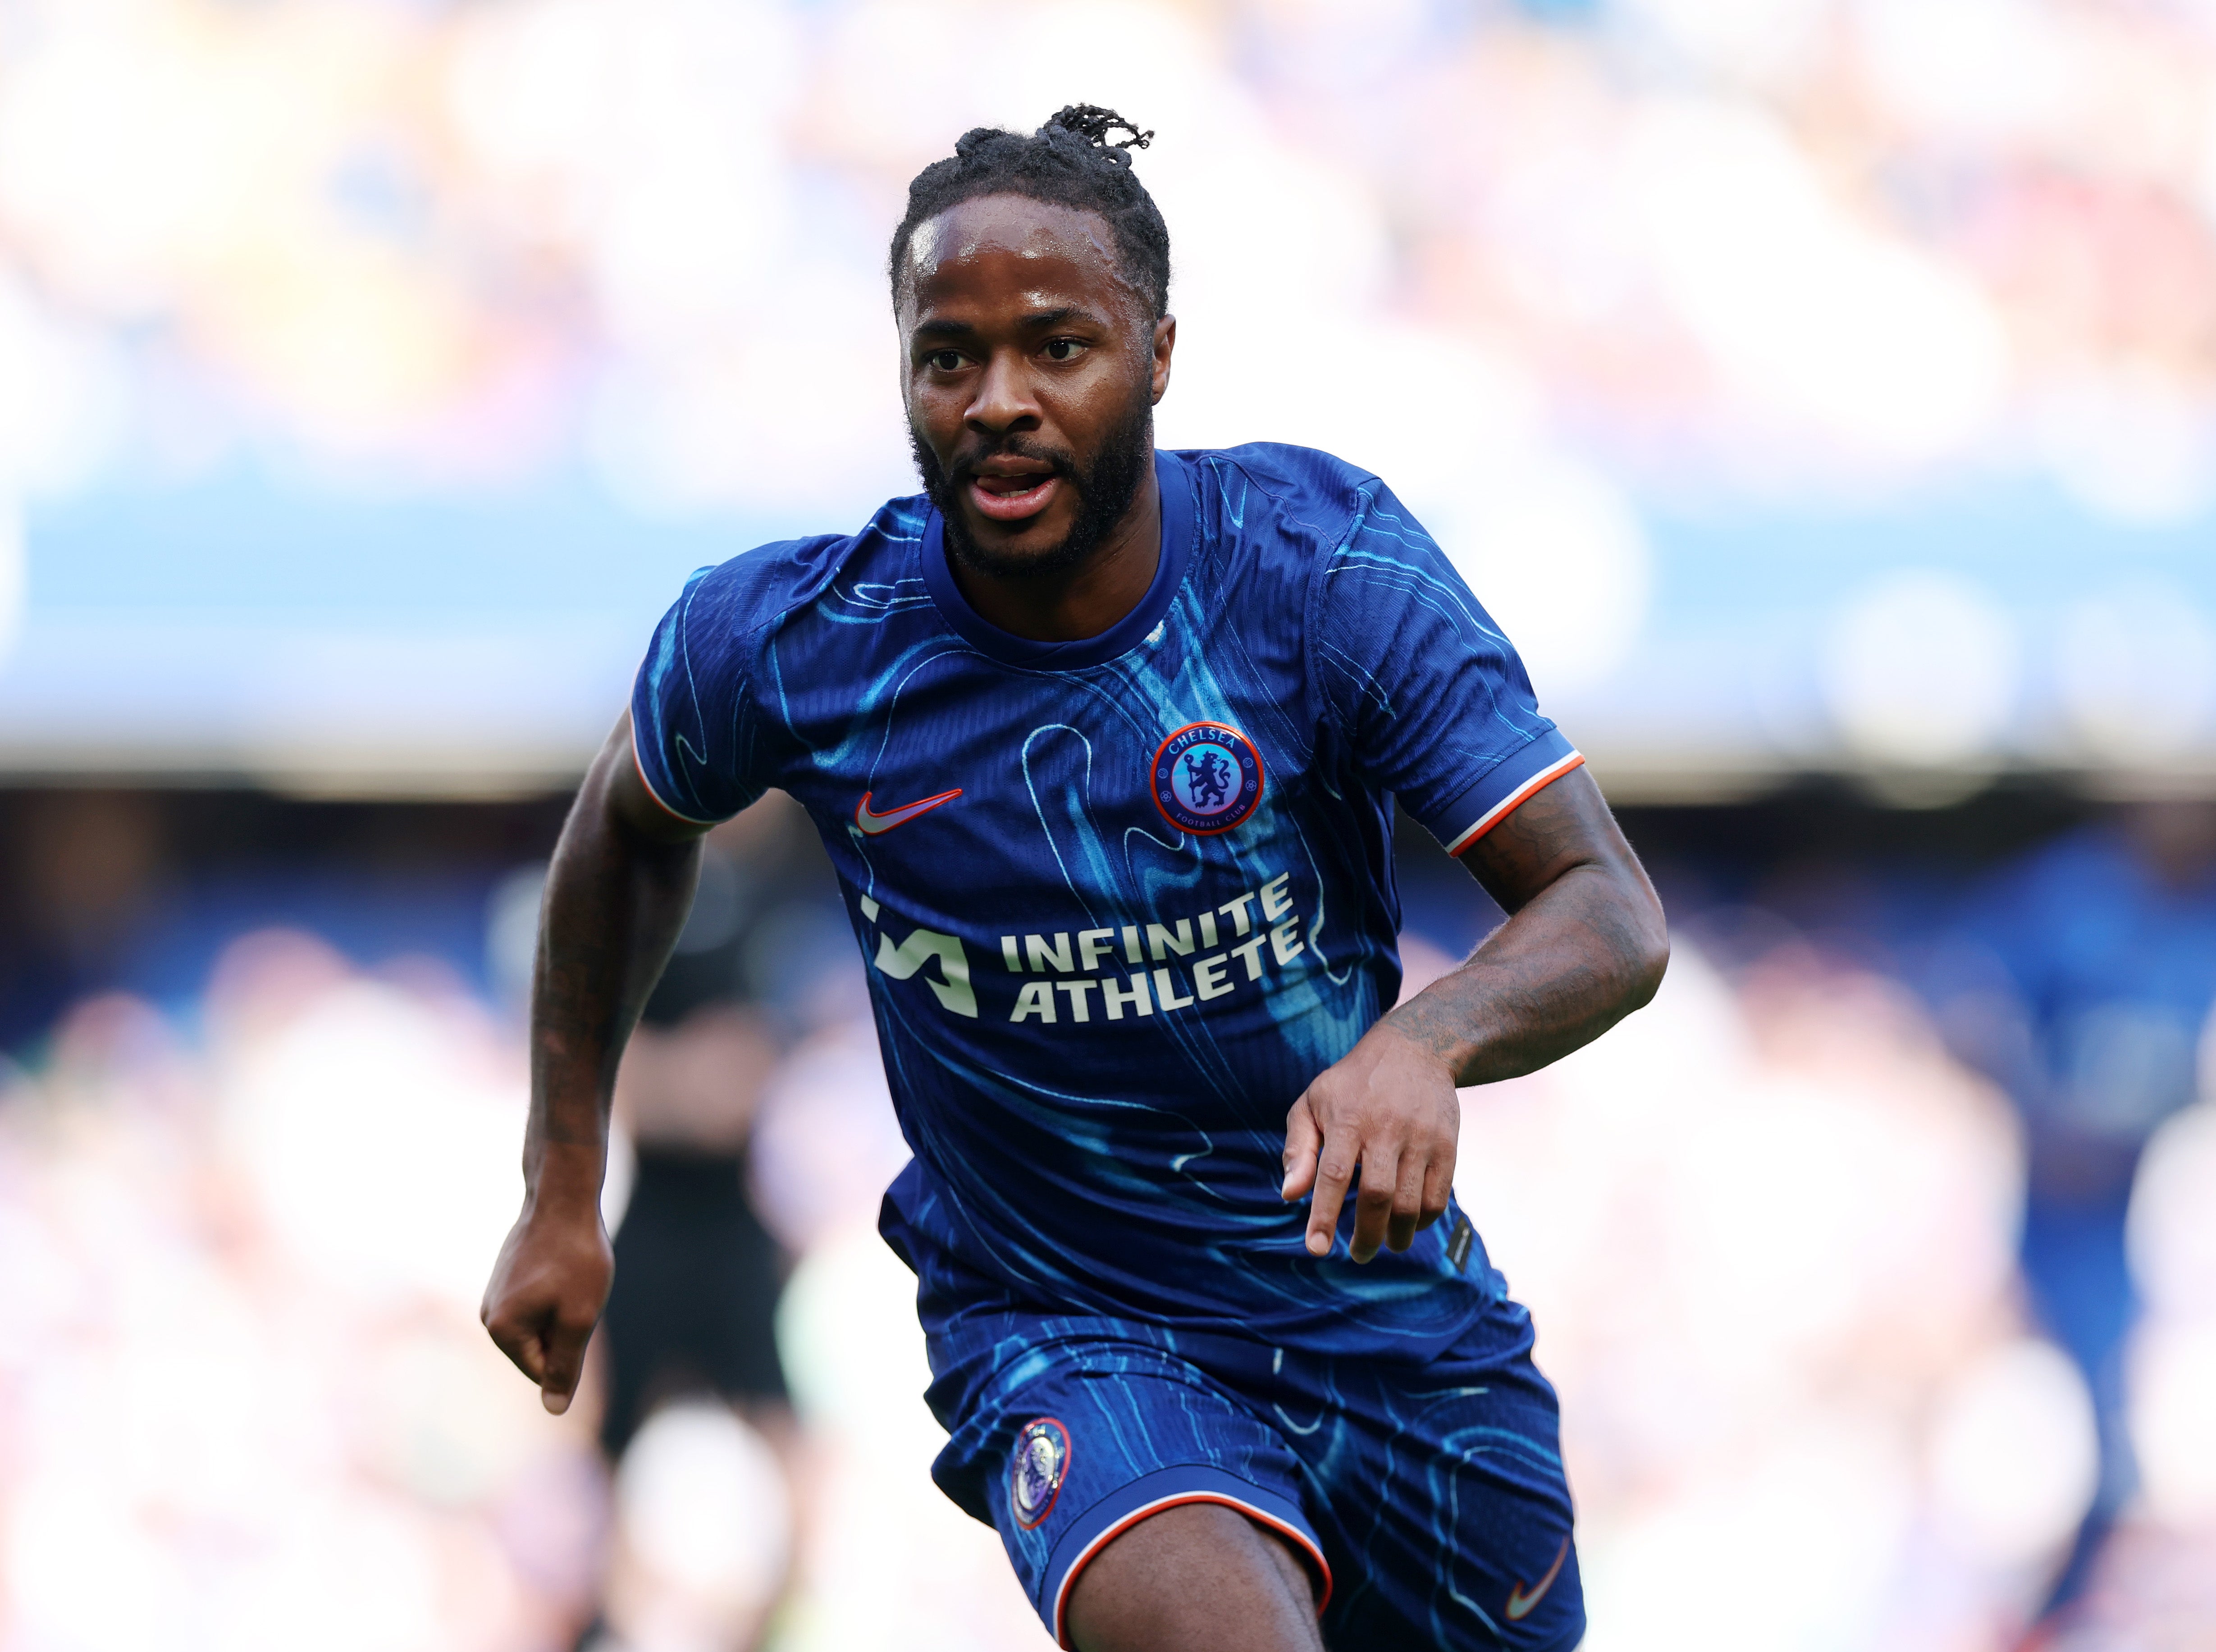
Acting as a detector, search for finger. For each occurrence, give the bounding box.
[485,1307,549,1387]
[1281,1095,1322,1201]
[1386,1146,1428,1254]
[537,1312,594,1415]
[1305,1125,1362,1257]
[1418,1146,1456,1234]
[1348,1141,1402,1264]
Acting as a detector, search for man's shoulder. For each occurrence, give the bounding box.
[1172,443,1389,571]
[673,494,932,649]
[1176,440,1380,492]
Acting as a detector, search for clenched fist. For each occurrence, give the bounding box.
[481,1187,613,1416]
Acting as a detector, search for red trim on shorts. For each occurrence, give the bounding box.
[1051,1491,1333,1648]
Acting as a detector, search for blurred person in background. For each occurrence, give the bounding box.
[591,996,796,1652]
[485,105,1666,1652]
[586,826,824,1652]
[0,793,169,1049]
[1937,801,2216,1641]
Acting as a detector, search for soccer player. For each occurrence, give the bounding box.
[484,106,1668,1652]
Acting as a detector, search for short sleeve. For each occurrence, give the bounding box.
[1312,480,1583,855]
[629,564,776,825]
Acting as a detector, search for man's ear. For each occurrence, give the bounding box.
[1150,314,1176,405]
[894,305,915,415]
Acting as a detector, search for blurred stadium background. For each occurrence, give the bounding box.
[4,1,2216,1648]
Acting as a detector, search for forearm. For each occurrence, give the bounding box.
[524,755,702,1205]
[1385,862,1667,1088]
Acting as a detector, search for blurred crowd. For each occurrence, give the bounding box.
[0,789,2212,1651]
[6,0,2216,515]
[5,0,2213,796]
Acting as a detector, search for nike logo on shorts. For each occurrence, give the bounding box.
[856,788,963,835]
[1504,1537,1569,1621]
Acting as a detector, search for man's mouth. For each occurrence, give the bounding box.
[965,463,1064,525]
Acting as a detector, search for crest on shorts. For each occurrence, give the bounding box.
[1151,721,1265,835]
[1010,1417,1070,1529]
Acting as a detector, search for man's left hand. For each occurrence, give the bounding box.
[1280,1018,1459,1263]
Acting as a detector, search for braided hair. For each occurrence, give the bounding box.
[889,105,1171,319]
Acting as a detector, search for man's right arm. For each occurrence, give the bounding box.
[481,709,713,1414]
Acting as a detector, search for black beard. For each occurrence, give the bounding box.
[912,395,1154,582]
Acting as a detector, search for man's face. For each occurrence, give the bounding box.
[898,194,1174,578]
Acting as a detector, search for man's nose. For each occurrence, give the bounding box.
[967,349,1040,435]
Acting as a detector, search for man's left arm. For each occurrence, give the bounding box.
[1281,766,1668,1263]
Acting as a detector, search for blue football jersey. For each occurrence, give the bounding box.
[632,444,1583,1360]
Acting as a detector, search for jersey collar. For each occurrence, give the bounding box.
[920,449,1194,671]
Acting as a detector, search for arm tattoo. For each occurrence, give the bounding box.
[524,722,707,1181]
[1384,768,1667,1088]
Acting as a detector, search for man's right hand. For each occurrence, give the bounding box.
[484,711,705,1415]
[481,1191,614,1415]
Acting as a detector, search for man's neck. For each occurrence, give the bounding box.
[946,463,1162,643]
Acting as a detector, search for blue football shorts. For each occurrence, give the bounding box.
[922,1295,1584,1651]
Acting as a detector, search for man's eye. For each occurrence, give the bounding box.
[928,351,964,371]
[1043,338,1085,362]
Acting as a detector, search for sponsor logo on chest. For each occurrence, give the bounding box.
[855,870,1313,1028]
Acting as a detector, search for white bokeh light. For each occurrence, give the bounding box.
[2129,1100,2216,1324]
[2130,1323,2216,1525]
[1822,570,2021,766]
[2036,371,2216,526]
[608,1400,791,1641]
[0,270,123,494]
[1926,1337,2099,1564]
[1622,0,1833,84]
[222,977,529,1312]
[2054,581,2216,761]
[0,496,23,667]
[1581,1417,1917,1652]
[1626,99,2009,465]
[1427,451,1653,699]
[1856,0,2086,144]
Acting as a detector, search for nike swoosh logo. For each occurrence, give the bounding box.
[855,788,963,835]
[1504,1538,1569,1622]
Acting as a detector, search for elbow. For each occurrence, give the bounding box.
[1621,894,1670,1012]
[1629,931,1670,1010]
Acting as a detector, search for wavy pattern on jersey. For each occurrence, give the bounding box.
[860,934,1365,1331]
[631,444,1576,1360]
[1072,583,1363,1095]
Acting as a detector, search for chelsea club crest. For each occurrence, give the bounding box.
[1151,721,1265,835]
[1010,1417,1071,1529]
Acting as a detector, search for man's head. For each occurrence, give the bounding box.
[891,106,1175,580]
